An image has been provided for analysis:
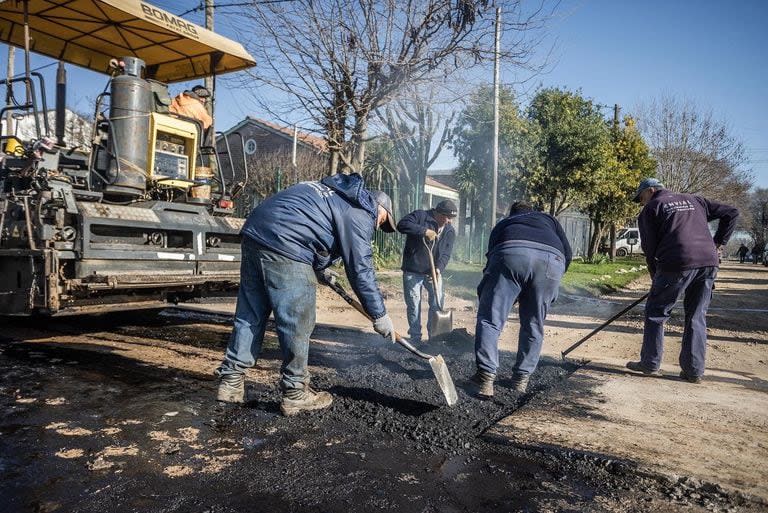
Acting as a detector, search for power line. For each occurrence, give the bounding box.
[178,0,295,17]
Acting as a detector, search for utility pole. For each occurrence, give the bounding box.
[204,0,215,122]
[609,103,620,260]
[490,6,501,234]
[204,0,217,176]
[5,46,14,137]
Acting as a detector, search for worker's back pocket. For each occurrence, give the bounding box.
[546,253,566,280]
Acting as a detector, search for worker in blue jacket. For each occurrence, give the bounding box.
[626,178,738,383]
[215,173,398,415]
[471,201,571,398]
[396,199,457,343]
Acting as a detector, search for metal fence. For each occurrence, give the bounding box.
[372,183,592,267]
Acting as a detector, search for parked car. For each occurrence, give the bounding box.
[615,228,643,257]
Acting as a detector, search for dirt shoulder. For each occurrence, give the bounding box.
[483,262,768,500]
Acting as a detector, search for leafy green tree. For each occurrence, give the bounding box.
[525,88,611,215]
[452,85,536,242]
[583,115,656,259]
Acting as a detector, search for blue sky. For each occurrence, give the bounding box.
[2,0,766,189]
[528,0,768,189]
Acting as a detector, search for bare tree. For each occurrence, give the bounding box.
[636,95,753,206]
[229,0,553,175]
[377,83,455,213]
[747,187,768,248]
[237,148,327,215]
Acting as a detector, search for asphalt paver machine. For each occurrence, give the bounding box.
[0,0,256,315]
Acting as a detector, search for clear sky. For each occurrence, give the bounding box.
[528,0,768,189]
[2,0,766,189]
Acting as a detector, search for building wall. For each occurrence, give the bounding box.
[217,122,326,183]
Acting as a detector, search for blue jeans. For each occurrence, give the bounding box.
[475,245,565,376]
[640,266,717,377]
[217,237,317,391]
[403,271,444,342]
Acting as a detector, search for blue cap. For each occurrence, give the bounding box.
[633,178,664,202]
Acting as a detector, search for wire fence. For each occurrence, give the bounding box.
[247,174,591,267]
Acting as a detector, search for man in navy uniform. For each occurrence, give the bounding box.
[626,178,738,383]
[471,201,571,397]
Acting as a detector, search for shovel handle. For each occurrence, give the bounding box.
[561,292,650,359]
[320,276,434,361]
[423,238,444,310]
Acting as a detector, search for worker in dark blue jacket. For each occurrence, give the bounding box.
[471,201,571,398]
[396,199,457,343]
[215,173,398,415]
[626,178,738,383]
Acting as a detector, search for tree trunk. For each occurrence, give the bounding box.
[328,151,340,175]
[349,111,369,173]
[587,220,605,260]
[609,223,617,262]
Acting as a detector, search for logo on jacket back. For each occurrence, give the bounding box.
[306,181,335,198]
[662,200,695,214]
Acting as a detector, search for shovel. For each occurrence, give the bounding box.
[319,274,458,407]
[424,238,453,340]
[561,292,650,360]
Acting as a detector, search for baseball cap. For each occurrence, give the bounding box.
[633,177,664,202]
[372,190,397,233]
[191,85,211,98]
[435,199,458,218]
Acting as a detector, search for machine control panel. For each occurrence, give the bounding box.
[153,132,190,180]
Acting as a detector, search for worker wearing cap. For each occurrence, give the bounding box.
[215,173,398,415]
[471,201,571,397]
[396,199,457,343]
[626,178,738,383]
[169,85,212,130]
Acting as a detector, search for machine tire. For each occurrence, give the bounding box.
[616,248,628,257]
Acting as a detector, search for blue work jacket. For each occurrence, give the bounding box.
[397,209,456,274]
[241,173,386,319]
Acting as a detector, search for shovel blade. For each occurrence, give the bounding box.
[429,309,453,340]
[429,354,458,406]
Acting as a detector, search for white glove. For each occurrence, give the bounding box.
[317,268,339,284]
[372,314,396,343]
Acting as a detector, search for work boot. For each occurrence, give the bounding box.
[280,387,333,416]
[626,361,661,376]
[216,372,245,403]
[510,373,530,393]
[679,370,702,384]
[469,370,496,399]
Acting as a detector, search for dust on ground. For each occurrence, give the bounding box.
[0,262,766,512]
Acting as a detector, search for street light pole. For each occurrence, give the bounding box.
[490,6,501,234]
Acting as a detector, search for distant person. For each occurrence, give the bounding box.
[470,201,571,397]
[169,85,212,130]
[752,243,764,264]
[215,173,398,416]
[737,243,749,263]
[626,178,738,384]
[396,200,457,343]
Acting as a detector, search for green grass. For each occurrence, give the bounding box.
[563,257,647,295]
[372,256,647,300]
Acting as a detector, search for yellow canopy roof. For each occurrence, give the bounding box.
[0,0,256,83]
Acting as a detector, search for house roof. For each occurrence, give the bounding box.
[223,117,328,153]
[425,176,457,193]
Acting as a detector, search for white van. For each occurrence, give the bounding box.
[615,228,643,257]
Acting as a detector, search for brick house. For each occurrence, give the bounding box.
[217,117,328,213]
